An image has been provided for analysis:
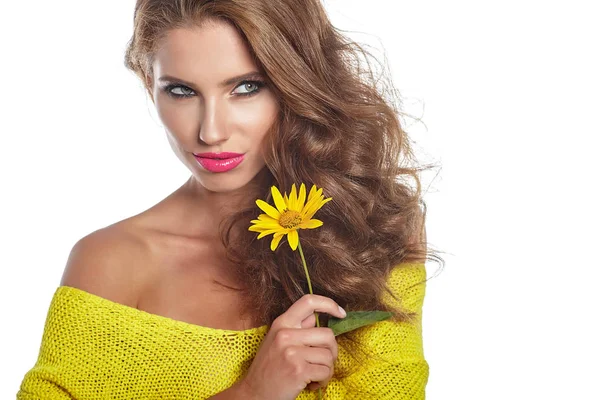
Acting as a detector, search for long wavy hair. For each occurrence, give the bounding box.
[124,0,444,384]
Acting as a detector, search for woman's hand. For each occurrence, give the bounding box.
[238,294,347,400]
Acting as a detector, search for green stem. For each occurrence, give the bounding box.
[297,240,319,327]
[297,239,322,400]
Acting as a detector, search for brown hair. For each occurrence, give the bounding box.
[124,0,444,387]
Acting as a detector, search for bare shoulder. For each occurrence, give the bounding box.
[60,221,151,307]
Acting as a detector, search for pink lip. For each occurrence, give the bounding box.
[193,154,245,173]
[193,152,244,159]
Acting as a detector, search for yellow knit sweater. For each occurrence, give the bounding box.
[17,262,428,399]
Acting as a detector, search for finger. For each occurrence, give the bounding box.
[300,312,317,329]
[307,380,330,391]
[291,328,339,360]
[281,294,346,330]
[305,363,331,390]
[303,347,335,368]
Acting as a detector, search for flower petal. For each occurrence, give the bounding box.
[251,221,282,230]
[303,187,323,210]
[302,194,323,218]
[308,184,318,200]
[271,186,287,214]
[258,214,277,222]
[307,186,322,201]
[257,229,279,239]
[270,232,285,251]
[249,225,270,232]
[256,199,281,220]
[297,183,307,209]
[248,225,263,231]
[300,219,323,229]
[251,216,279,224]
[305,197,333,220]
[289,184,298,211]
[287,229,299,251]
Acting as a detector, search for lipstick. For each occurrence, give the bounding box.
[193,153,245,173]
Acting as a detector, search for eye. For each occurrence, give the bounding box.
[162,80,266,99]
[164,84,195,98]
[232,80,265,97]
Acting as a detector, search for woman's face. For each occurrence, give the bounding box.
[148,19,279,193]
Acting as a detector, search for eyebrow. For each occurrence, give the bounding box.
[157,71,264,89]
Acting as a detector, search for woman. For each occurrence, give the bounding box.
[17,0,440,399]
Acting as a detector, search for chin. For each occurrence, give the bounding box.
[191,172,252,194]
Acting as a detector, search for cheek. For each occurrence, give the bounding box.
[156,101,200,138]
[231,96,279,139]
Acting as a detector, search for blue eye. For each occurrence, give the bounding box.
[165,85,195,98]
[232,80,265,96]
[162,80,266,99]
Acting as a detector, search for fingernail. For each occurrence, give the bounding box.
[338,305,347,317]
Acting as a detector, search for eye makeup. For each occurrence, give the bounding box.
[161,79,266,99]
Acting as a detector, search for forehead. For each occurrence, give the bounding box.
[152,20,258,81]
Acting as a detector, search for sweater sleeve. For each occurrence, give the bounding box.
[16,296,75,400]
[17,372,74,400]
[338,262,430,400]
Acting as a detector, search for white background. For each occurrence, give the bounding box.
[1,0,599,398]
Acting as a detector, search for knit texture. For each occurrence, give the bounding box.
[17,262,428,399]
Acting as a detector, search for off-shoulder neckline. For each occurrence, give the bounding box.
[55,262,424,336]
[56,285,270,336]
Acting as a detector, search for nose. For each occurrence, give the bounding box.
[198,97,229,146]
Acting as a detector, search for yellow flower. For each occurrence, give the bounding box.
[249,183,332,251]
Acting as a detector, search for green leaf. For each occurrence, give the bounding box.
[327,310,393,336]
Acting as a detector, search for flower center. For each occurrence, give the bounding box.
[279,209,302,229]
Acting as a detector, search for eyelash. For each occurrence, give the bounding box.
[162,80,266,99]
